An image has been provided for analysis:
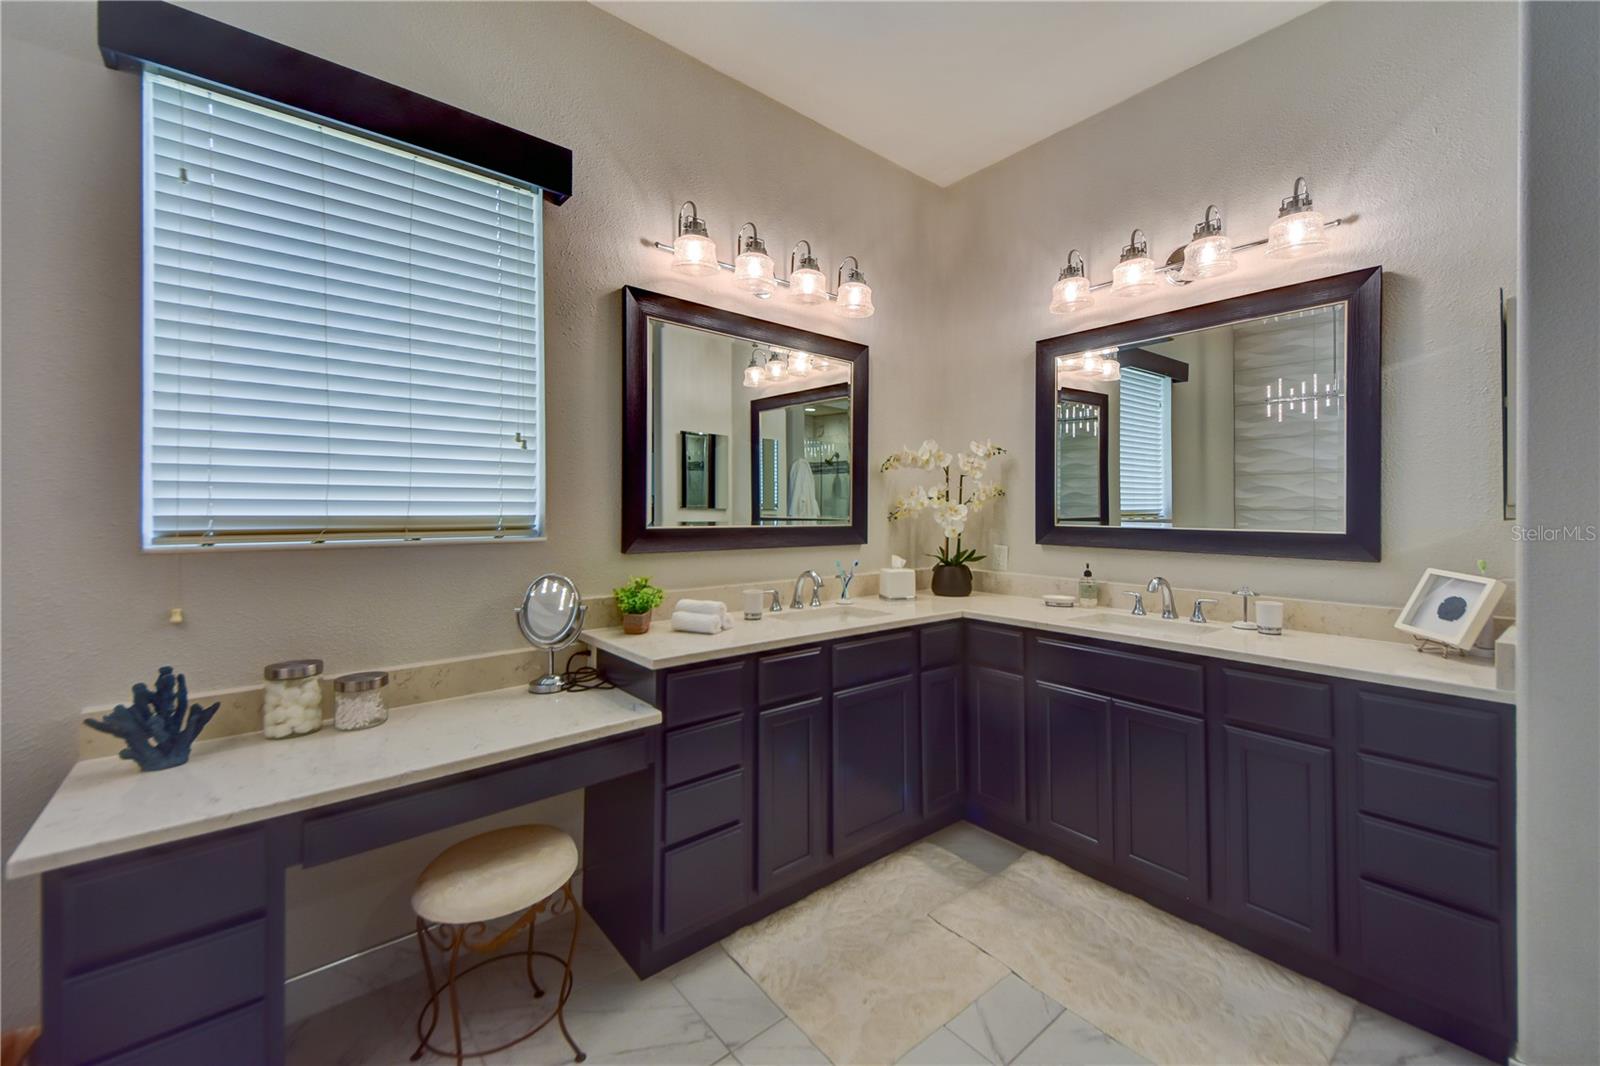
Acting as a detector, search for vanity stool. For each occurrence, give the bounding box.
[410,824,587,1065]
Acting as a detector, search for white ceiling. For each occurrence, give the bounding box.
[598,2,1320,187]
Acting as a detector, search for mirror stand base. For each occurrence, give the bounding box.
[529,674,565,695]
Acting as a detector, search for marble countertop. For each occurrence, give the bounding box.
[586,592,1510,705]
[6,686,660,880]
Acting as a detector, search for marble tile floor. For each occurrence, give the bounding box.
[286,823,1495,1066]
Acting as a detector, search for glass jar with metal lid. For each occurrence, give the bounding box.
[262,659,324,739]
[333,671,390,732]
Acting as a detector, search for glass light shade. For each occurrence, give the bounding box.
[1049,274,1094,314]
[1080,350,1103,374]
[1111,256,1156,297]
[1057,353,1084,372]
[1099,356,1121,380]
[837,279,874,318]
[1181,234,1237,280]
[1266,209,1329,258]
[733,248,777,297]
[671,232,719,276]
[743,362,764,387]
[789,266,828,304]
[765,354,788,380]
[812,356,830,372]
[788,350,815,376]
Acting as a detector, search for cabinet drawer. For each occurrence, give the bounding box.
[1356,815,1500,917]
[664,714,745,787]
[661,823,748,936]
[58,830,266,973]
[758,647,824,707]
[1219,667,1332,742]
[95,1002,267,1066]
[968,623,1024,672]
[833,631,917,689]
[663,769,743,846]
[1355,689,1503,779]
[920,622,963,668]
[1355,880,1505,1025]
[60,920,266,1064]
[665,660,750,729]
[1357,755,1499,846]
[1033,639,1203,715]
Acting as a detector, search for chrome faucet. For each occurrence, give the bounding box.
[1147,576,1178,620]
[791,569,824,609]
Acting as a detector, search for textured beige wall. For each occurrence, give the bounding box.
[0,0,943,1025]
[937,2,1520,605]
[0,0,1534,1032]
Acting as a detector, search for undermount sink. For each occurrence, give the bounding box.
[1069,610,1235,643]
[768,603,892,623]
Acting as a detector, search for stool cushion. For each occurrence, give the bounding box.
[412,825,578,925]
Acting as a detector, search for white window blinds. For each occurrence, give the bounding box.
[1118,367,1172,523]
[142,71,543,548]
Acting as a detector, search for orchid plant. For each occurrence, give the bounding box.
[881,438,1007,568]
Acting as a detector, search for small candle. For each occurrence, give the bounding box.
[1255,600,1285,635]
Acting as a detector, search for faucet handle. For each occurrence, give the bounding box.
[1124,591,1146,616]
[1191,598,1219,624]
[769,589,783,613]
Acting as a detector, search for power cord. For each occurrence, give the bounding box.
[559,648,615,692]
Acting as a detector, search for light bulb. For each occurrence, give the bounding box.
[1049,251,1094,314]
[743,361,763,387]
[733,226,776,297]
[1111,230,1156,297]
[835,258,875,318]
[1181,205,1237,280]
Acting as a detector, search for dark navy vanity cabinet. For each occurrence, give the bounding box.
[592,618,1516,1061]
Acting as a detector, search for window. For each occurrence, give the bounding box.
[1118,367,1172,523]
[142,72,543,548]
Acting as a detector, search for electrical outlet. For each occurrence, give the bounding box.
[992,544,1009,570]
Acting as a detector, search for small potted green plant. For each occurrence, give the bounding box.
[614,576,665,634]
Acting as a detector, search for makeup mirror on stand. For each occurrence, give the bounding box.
[515,574,588,694]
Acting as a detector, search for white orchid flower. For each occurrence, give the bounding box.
[959,453,987,479]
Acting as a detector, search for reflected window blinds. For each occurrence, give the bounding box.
[1118,367,1172,523]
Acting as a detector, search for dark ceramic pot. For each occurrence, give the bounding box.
[931,563,973,597]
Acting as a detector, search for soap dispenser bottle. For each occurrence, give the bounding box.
[1078,564,1099,608]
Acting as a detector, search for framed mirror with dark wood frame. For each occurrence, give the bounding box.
[623,287,869,553]
[1035,267,1381,560]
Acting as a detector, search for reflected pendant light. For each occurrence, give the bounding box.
[743,349,764,388]
[788,349,815,377]
[1181,205,1237,280]
[764,349,789,380]
[1049,249,1094,314]
[671,201,719,276]
[835,256,875,318]
[788,241,828,304]
[733,222,777,298]
[1266,178,1329,259]
[1111,229,1157,297]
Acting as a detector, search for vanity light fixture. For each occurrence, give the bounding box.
[1058,346,1120,382]
[835,257,875,318]
[1049,249,1094,314]
[671,201,719,276]
[789,241,829,304]
[733,223,777,298]
[788,349,816,377]
[1180,205,1238,281]
[1111,230,1157,297]
[764,348,789,380]
[742,349,764,388]
[1266,178,1329,259]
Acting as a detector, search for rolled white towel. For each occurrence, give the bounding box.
[675,599,729,616]
[670,610,724,635]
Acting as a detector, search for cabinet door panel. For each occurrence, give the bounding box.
[757,699,828,892]
[832,676,919,854]
[1032,682,1113,863]
[920,665,964,816]
[968,667,1027,824]
[1113,700,1207,900]
[1220,726,1334,953]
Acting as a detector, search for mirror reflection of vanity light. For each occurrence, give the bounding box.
[1180,205,1238,281]
[672,201,719,276]
[1112,229,1157,297]
[1266,178,1329,258]
[1050,249,1094,314]
[742,352,764,388]
[734,223,777,298]
[788,349,816,376]
[789,241,829,304]
[1058,346,1121,382]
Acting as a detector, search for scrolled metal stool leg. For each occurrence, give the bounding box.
[412,919,443,1062]
[555,882,586,1063]
[526,902,546,999]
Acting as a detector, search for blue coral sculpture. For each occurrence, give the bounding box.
[84,667,221,771]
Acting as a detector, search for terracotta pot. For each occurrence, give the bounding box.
[622,612,652,634]
[931,563,973,597]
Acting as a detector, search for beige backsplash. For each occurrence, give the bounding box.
[79,565,1510,759]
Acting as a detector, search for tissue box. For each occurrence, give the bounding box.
[879,568,917,600]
